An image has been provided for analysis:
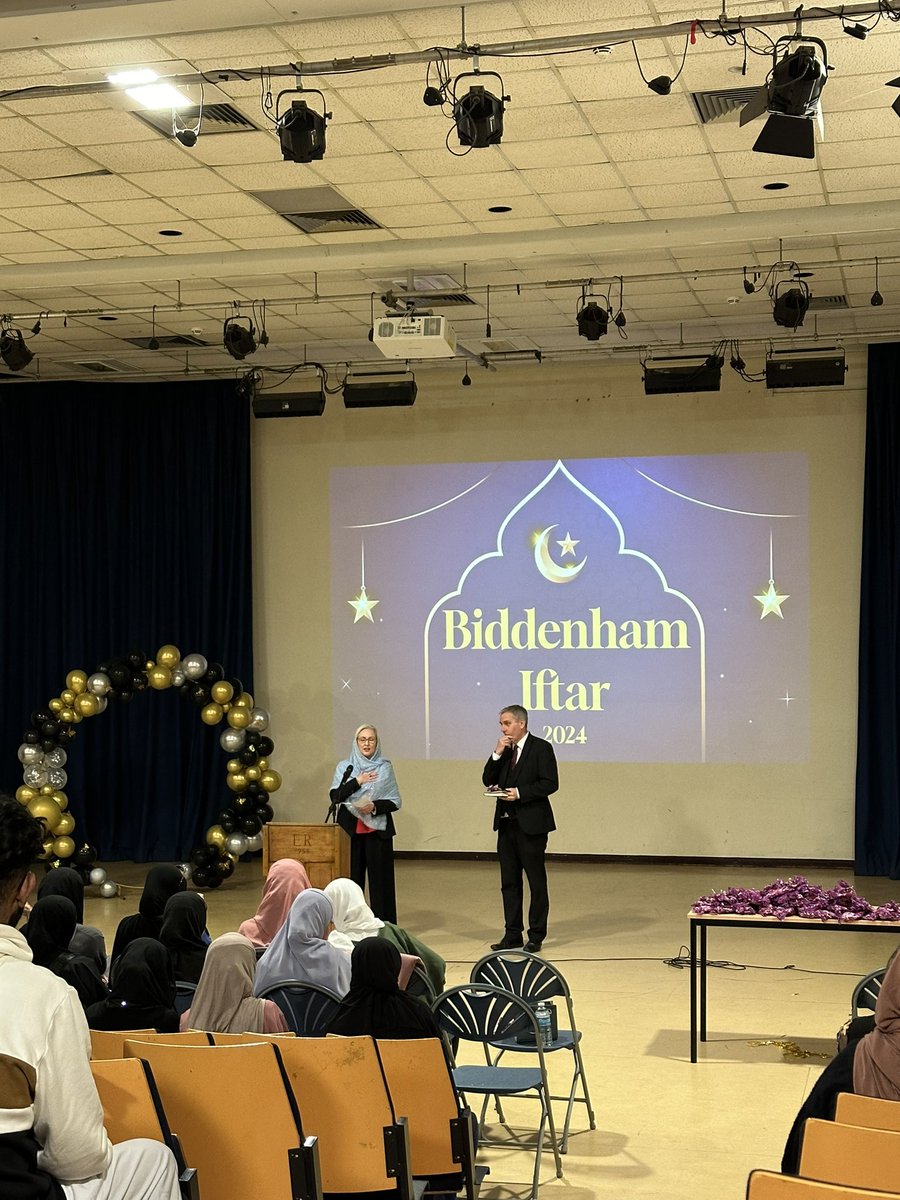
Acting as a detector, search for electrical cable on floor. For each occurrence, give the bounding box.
[444,949,864,976]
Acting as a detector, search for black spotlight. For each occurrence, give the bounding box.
[0,327,34,371]
[453,71,508,148]
[740,37,829,159]
[223,316,258,360]
[772,280,810,329]
[276,91,330,163]
[577,301,609,341]
[647,75,672,95]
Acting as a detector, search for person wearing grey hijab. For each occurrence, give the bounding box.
[253,889,351,998]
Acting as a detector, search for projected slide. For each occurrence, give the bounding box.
[329,455,807,763]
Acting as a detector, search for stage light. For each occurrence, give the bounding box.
[423,86,445,107]
[252,385,326,417]
[276,88,330,163]
[771,280,810,329]
[453,71,508,148]
[647,75,672,95]
[0,327,34,371]
[223,316,258,360]
[740,37,829,159]
[577,300,609,341]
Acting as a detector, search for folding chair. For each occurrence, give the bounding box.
[174,981,196,1017]
[274,1034,415,1200]
[798,1117,900,1191]
[851,969,885,1019]
[747,1168,900,1198]
[90,1028,156,1060]
[406,962,438,1005]
[470,949,595,1152]
[834,1091,900,1133]
[90,1057,198,1200]
[259,980,342,1035]
[432,983,563,1200]
[377,1037,489,1200]
[209,1031,296,1045]
[123,1030,213,1046]
[123,1039,321,1200]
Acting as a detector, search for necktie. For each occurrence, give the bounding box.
[510,743,518,771]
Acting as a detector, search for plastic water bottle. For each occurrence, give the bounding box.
[535,1000,553,1048]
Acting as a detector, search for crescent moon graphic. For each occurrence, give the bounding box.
[534,525,587,584]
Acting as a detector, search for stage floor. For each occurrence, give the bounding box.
[77,858,900,1200]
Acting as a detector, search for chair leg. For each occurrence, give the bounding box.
[571,1040,597,1130]
[543,1085,564,1181]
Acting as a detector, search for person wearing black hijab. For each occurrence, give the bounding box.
[327,937,442,1040]
[86,938,179,1032]
[24,895,107,1010]
[110,863,185,967]
[34,866,107,976]
[159,892,208,984]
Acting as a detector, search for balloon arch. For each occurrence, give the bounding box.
[14,644,281,889]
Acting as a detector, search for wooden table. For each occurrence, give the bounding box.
[688,911,900,1062]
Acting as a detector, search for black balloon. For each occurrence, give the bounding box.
[127,650,148,669]
[221,815,237,834]
[32,709,52,727]
[244,730,260,748]
[41,720,59,738]
[245,782,262,798]
[191,866,214,887]
[74,843,97,867]
[228,678,243,698]
[108,664,131,690]
[256,803,274,823]
[257,736,274,757]
[240,815,261,836]
[131,671,148,692]
[191,846,216,868]
[233,795,253,815]
[203,662,224,684]
[23,728,40,744]
[190,684,211,707]
[215,857,235,878]
[205,873,223,889]
[118,689,134,703]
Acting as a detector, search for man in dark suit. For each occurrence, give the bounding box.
[482,704,558,953]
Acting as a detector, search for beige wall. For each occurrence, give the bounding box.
[252,349,866,861]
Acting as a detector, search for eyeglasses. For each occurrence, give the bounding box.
[357,736,376,744]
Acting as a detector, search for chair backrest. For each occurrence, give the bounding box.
[174,981,197,1017]
[275,1035,401,1194]
[851,969,885,1017]
[405,962,437,1004]
[259,981,342,1035]
[90,1057,170,1145]
[834,1091,900,1133]
[432,983,545,1057]
[747,1167,900,1198]
[470,950,567,1004]
[125,1031,213,1047]
[122,1040,310,1200]
[209,1031,297,1045]
[798,1118,900,1191]
[90,1028,157,1060]
[376,1037,462,1177]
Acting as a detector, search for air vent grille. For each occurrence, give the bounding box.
[280,209,381,233]
[806,294,848,310]
[123,334,211,349]
[395,292,476,307]
[72,359,131,373]
[133,103,259,138]
[691,87,760,123]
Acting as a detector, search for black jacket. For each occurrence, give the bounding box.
[482,732,559,835]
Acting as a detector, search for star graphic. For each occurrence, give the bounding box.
[754,580,789,619]
[348,586,379,623]
[557,531,579,558]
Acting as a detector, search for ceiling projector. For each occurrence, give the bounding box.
[373,314,457,359]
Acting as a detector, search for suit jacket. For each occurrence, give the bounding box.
[482,732,558,836]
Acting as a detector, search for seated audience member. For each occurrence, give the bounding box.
[238,857,311,950]
[109,863,185,967]
[24,895,107,1010]
[327,938,442,1039]
[181,932,289,1033]
[31,866,107,977]
[254,888,351,998]
[0,794,181,1200]
[325,876,446,994]
[159,891,208,984]
[86,938,179,1033]
[782,945,900,1173]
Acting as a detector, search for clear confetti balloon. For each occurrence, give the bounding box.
[44,746,67,768]
[18,744,44,766]
[47,768,67,789]
[23,764,49,788]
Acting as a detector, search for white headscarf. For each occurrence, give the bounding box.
[324,878,384,953]
[253,888,351,998]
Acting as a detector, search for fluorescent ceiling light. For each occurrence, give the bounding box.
[107,68,193,110]
[107,68,158,87]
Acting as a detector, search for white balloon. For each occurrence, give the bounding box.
[225,833,249,857]
[89,867,107,885]
[171,667,186,688]
[99,881,118,898]
[219,728,246,753]
[182,653,208,680]
[245,833,263,853]
[248,708,269,732]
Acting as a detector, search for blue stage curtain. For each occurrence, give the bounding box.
[856,343,900,876]
[0,380,253,861]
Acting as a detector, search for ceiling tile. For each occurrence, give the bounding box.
[308,152,417,185]
[30,109,158,147]
[542,187,638,214]
[819,137,900,170]
[10,205,103,231]
[428,171,533,201]
[155,28,293,59]
[598,124,709,161]
[123,169,233,197]
[85,140,200,174]
[0,118,65,153]
[364,201,469,227]
[45,40,173,70]
[40,175,152,203]
[501,135,608,169]
[47,226,145,250]
[521,162,623,191]
[167,192,275,220]
[0,147,103,180]
[451,194,550,219]
[619,154,719,186]
[645,201,735,220]
[0,181,64,207]
[582,95,698,133]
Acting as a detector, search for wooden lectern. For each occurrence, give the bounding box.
[261,823,350,889]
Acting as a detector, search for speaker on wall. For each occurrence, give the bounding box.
[251,387,326,417]
[343,377,417,408]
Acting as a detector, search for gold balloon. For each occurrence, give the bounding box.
[205,824,226,848]
[226,851,239,866]
[201,702,224,726]
[245,765,261,783]
[52,790,68,811]
[256,758,269,771]
[235,692,254,709]
[148,665,173,690]
[40,837,54,859]
[226,772,248,793]
[76,693,101,717]
[49,698,63,714]
[66,670,87,695]
[211,680,234,705]
[39,785,54,796]
[61,689,75,706]
[227,706,251,730]
[72,711,83,723]
[226,758,242,775]
[16,785,36,804]
[27,797,62,827]
[145,660,155,671]
[56,812,75,836]
[260,769,282,794]
[53,836,75,858]
[157,644,181,669]
[59,708,76,724]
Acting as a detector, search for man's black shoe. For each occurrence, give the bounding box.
[490,938,524,951]
[524,940,543,953]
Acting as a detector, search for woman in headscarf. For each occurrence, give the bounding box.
[27,866,107,977]
[25,895,107,1010]
[782,946,900,1172]
[181,933,289,1033]
[238,858,311,949]
[86,938,179,1032]
[329,725,401,922]
[159,891,208,984]
[327,938,442,1040]
[324,877,445,994]
[254,889,351,998]
[109,863,185,967]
